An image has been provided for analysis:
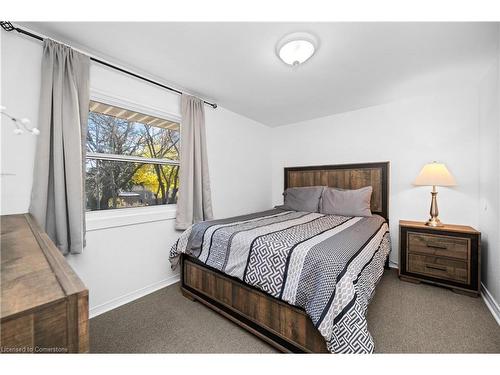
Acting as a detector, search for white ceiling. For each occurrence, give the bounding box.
[19,22,499,126]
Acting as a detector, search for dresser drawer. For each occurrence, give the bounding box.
[407,253,468,284]
[407,232,469,261]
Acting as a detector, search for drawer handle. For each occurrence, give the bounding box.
[425,264,447,271]
[426,243,447,250]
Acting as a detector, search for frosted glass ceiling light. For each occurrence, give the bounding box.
[277,32,318,66]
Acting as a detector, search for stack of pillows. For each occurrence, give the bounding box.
[280,186,373,217]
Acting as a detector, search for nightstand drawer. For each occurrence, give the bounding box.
[408,254,468,284]
[407,232,469,260]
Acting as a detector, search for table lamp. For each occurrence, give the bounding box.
[414,162,456,227]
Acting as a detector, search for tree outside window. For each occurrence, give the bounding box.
[85,101,180,211]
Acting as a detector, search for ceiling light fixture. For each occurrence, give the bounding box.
[276,32,318,67]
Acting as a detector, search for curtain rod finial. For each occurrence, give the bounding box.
[1,21,15,32]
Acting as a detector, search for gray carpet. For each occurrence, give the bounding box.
[90,269,500,353]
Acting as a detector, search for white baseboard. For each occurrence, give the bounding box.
[89,273,180,318]
[388,260,399,269]
[481,283,500,326]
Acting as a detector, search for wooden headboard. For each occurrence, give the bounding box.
[284,162,390,220]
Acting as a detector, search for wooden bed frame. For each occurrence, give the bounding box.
[180,161,390,353]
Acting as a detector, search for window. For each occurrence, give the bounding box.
[85,100,180,211]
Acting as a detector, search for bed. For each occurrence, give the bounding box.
[170,162,390,353]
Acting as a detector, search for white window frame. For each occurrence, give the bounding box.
[86,89,181,230]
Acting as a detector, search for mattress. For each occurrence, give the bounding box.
[170,208,391,353]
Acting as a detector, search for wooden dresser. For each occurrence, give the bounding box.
[1,214,89,353]
[399,220,481,296]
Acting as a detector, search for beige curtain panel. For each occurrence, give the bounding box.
[175,94,213,230]
[29,39,90,254]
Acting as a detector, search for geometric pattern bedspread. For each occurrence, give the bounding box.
[170,209,391,353]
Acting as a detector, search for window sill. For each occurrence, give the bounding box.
[86,205,177,231]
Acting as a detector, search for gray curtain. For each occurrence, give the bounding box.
[175,94,213,230]
[29,39,90,254]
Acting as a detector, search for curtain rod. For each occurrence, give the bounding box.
[0,21,218,109]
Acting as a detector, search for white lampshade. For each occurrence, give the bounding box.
[414,162,457,187]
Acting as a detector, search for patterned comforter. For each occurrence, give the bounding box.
[170,209,390,353]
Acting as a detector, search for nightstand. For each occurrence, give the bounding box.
[399,220,481,296]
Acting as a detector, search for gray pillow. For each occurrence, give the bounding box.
[282,186,325,213]
[320,186,373,217]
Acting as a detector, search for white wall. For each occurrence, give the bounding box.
[0,32,272,316]
[271,89,480,267]
[1,33,40,214]
[478,28,500,306]
[206,106,272,219]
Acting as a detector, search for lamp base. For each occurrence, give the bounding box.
[425,217,444,227]
[425,188,444,227]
